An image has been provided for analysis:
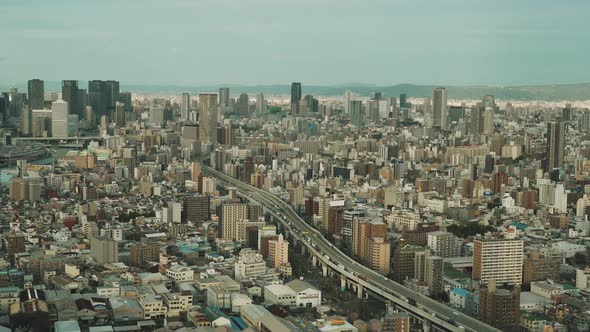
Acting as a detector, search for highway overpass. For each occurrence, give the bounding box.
[201,162,499,332]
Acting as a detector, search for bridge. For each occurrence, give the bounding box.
[200,161,499,332]
[12,136,104,144]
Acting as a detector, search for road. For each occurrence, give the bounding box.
[202,164,499,332]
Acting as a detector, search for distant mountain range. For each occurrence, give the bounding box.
[3,82,590,101]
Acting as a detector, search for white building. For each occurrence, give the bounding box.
[264,284,297,308]
[231,293,252,313]
[286,279,322,308]
[576,267,590,290]
[51,100,69,137]
[166,265,194,283]
[138,294,167,319]
[234,249,266,280]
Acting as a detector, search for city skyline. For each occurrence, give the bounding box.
[1,0,589,86]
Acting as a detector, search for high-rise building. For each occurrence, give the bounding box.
[352,218,390,274]
[198,94,218,145]
[522,251,560,285]
[343,91,357,115]
[88,80,107,120]
[183,194,210,224]
[4,232,26,259]
[546,121,565,171]
[433,87,448,130]
[219,87,230,107]
[181,92,190,121]
[238,93,249,114]
[105,80,120,117]
[115,102,126,128]
[267,234,289,270]
[62,80,80,116]
[291,82,302,114]
[28,79,45,110]
[234,249,266,280]
[473,238,523,285]
[129,242,161,267]
[426,231,461,258]
[349,100,364,127]
[483,107,494,134]
[218,203,249,240]
[51,100,69,137]
[163,201,182,224]
[90,236,118,264]
[255,93,266,114]
[399,93,407,108]
[479,281,520,332]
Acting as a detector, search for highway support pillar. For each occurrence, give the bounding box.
[312,255,317,267]
[340,275,346,291]
[422,320,431,332]
[301,245,306,255]
[357,284,363,299]
[322,264,328,277]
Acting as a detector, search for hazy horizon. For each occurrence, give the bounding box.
[1,0,589,86]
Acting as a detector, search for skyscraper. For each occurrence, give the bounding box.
[343,91,357,115]
[349,100,364,127]
[88,80,107,120]
[51,100,69,137]
[90,236,119,264]
[399,93,407,108]
[62,80,80,116]
[219,87,230,107]
[238,93,249,114]
[546,121,565,171]
[198,93,218,145]
[433,87,448,130]
[28,79,44,110]
[115,102,126,128]
[181,92,190,121]
[256,93,266,114]
[291,82,302,114]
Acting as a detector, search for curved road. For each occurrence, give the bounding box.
[202,164,499,332]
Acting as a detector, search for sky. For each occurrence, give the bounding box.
[1,0,589,87]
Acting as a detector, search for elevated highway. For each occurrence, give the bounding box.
[201,163,499,332]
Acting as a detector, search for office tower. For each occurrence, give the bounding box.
[399,93,407,108]
[88,80,107,120]
[580,110,590,132]
[183,194,210,224]
[115,102,126,128]
[218,203,249,240]
[290,82,302,114]
[198,94,218,145]
[267,234,289,270]
[343,91,357,114]
[433,87,448,130]
[426,231,461,258]
[31,109,52,137]
[546,121,565,171]
[117,91,133,111]
[25,79,44,135]
[163,201,182,224]
[181,92,190,121]
[90,236,118,264]
[479,281,520,332]
[473,238,523,285]
[238,93,249,114]
[129,242,161,267]
[381,312,410,332]
[62,80,80,116]
[370,91,382,100]
[470,105,483,134]
[349,100,364,127]
[255,93,266,114]
[51,100,69,137]
[367,99,380,122]
[0,94,7,125]
[105,80,120,117]
[219,87,230,107]
[68,114,79,137]
[483,107,494,134]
